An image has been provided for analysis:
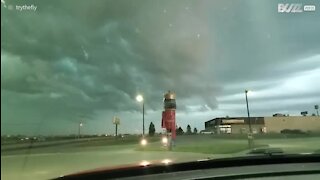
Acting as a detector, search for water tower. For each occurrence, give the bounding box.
[161,91,176,150]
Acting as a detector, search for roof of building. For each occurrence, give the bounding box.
[205,117,265,125]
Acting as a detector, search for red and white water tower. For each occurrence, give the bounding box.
[161,91,176,150]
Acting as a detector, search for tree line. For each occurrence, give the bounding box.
[148,122,198,136]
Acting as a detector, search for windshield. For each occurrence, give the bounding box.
[1,0,320,179]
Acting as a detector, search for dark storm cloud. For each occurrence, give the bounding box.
[2,0,219,111]
[204,0,320,84]
[1,0,320,134]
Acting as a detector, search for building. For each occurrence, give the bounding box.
[264,116,320,133]
[205,117,265,134]
[205,116,320,134]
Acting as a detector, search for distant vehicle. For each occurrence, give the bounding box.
[273,113,286,117]
[280,129,306,134]
[200,131,214,134]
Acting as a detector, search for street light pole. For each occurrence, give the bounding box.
[136,94,148,146]
[245,90,252,133]
[136,94,145,137]
[78,122,83,139]
[245,90,254,149]
[143,102,145,136]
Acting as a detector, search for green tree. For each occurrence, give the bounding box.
[176,127,184,135]
[148,122,155,136]
[186,125,192,135]
[193,127,198,134]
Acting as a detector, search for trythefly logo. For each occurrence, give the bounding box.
[278,4,303,13]
[278,3,315,13]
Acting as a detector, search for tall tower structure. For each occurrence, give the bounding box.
[162,91,176,150]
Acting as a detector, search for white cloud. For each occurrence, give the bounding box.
[216,55,320,117]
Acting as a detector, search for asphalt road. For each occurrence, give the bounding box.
[1,142,210,180]
[3,136,319,180]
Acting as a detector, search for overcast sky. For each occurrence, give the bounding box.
[1,0,320,135]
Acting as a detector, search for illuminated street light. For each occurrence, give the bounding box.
[136,94,145,136]
[136,95,143,102]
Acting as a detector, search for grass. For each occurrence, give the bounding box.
[3,134,320,156]
[173,142,266,154]
[256,137,320,153]
[136,135,320,155]
[136,136,267,154]
[1,135,161,156]
[74,136,160,147]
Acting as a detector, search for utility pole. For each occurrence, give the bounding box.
[78,122,83,139]
[143,102,145,135]
[136,95,145,136]
[245,90,252,133]
[245,90,254,149]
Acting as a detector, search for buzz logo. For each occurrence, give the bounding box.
[278,3,303,13]
[304,5,316,12]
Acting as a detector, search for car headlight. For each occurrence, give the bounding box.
[140,139,147,146]
[162,137,168,144]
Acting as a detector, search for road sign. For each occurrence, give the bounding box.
[112,116,120,125]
